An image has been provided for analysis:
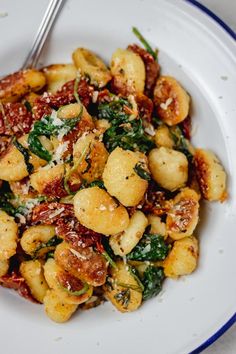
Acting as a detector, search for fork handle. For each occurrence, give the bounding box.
[21,0,65,70]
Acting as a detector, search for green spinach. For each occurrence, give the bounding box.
[127,233,170,262]
[142,265,165,300]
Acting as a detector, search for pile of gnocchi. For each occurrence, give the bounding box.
[0,28,227,322]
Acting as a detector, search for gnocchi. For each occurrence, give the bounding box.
[72,48,111,87]
[103,261,142,312]
[20,260,49,303]
[103,147,148,206]
[42,64,77,93]
[153,76,190,126]
[44,289,78,323]
[44,258,93,305]
[74,186,129,235]
[20,225,56,257]
[149,147,188,191]
[194,149,227,201]
[166,188,200,240]
[0,210,18,261]
[163,236,199,277]
[109,211,148,256]
[110,48,145,95]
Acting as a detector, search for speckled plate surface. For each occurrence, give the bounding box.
[0,0,236,353]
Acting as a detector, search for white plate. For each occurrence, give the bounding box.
[0,0,236,353]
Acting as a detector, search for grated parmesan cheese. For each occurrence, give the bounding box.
[160,97,173,110]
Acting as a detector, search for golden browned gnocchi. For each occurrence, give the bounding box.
[110,48,145,95]
[103,147,149,206]
[194,149,227,201]
[163,236,199,277]
[103,261,142,312]
[30,164,65,195]
[20,260,49,303]
[42,64,77,93]
[109,211,148,256]
[153,76,190,126]
[0,144,28,181]
[0,210,18,261]
[0,69,46,103]
[154,124,174,148]
[73,48,111,87]
[44,258,93,305]
[72,132,108,184]
[74,186,129,235]
[166,188,200,240]
[0,30,228,323]
[149,147,188,191]
[148,214,167,239]
[43,289,78,323]
[20,225,55,257]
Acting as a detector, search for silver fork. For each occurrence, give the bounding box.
[21,0,65,70]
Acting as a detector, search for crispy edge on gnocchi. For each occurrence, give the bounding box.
[103,261,142,313]
[20,260,49,303]
[109,211,148,256]
[44,258,93,305]
[110,48,145,95]
[0,210,18,261]
[163,236,199,278]
[149,146,188,191]
[0,144,28,181]
[54,242,108,287]
[72,48,111,88]
[30,163,65,195]
[103,147,149,207]
[72,132,109,184]
[153,76,190,126]
[166,188,200,240]
[20,225,56,257]
[0,69,46,103]
[74,186,129,235]
[42,64,77,93]
[194,149,227,202]
[43,289,78,323]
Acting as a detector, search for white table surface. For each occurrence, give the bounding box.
[197,3,236,353]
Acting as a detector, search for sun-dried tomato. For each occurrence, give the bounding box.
[0,271,38,303]
[32,101,52,121]
[55,218,103,250]
[180,116,192,140]
[36,79,94,109]
[135,93,153,123]
[0,102,33,137]
[32,202,74,224]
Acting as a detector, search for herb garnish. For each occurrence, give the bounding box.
[134,162,151,181]
[132,27,158,60]
[13,139,34,174]
[114,289,131,308]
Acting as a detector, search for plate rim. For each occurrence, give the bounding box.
[183,2,236,352]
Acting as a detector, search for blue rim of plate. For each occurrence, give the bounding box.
[184,1,236,353]
[185,0,236,40]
